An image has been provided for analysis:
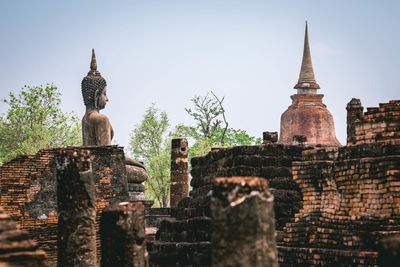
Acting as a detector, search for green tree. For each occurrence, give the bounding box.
[0,84,82,165]
[129,104,180,207]
[183,92,261,159]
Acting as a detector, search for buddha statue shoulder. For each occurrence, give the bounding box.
[81,50,147,197]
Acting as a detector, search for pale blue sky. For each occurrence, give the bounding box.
[0,1,399,150]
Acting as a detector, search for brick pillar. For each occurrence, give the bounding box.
[100,202,148,267]
[56,149,96,267]
[263,131,278,144]
[170,138,189,207]
[346,98,364,141]
[212,177,278,267]
[293,135,307,146]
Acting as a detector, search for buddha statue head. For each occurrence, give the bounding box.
[81,49,108,110]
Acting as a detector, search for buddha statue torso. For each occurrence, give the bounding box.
[82,111,114,146]
[82,93,114,146]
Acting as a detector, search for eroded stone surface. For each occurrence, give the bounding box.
[170,138,189,207]
[100,202,148,267]
[212,177,278,267]
[126,165,147,183]
[56,149,96,267]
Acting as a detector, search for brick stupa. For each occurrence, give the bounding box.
[278,23,341,147]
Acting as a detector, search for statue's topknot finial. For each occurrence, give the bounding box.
[81,49,107,106]
[90,48,97,71]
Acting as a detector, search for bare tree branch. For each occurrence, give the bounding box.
[211,91,229,144]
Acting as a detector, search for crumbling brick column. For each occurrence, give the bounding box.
[263,131,278,144]
[100,202,148,267]
[293,135,307,146]
[211,177,278,267]
[170,138,189,207]
[56,149,96,267]
[346,98,364,141]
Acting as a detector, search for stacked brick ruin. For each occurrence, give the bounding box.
[347,100,400,146]
[0,148,59,263]
[170,138,189,207]
[278,99,400,266]
[148,141,311,266]
[0,145,130,265]
[0,206,46,266]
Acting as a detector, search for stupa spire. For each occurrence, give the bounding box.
[294,22,320,90]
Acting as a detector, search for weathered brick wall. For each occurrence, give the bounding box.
[347,100,400,145]
[190,144,309,230]
[0,145,128,266]
[279,100,400,266]
[149,143,310,266]
[0,149,59,263]
[212,177,278,266]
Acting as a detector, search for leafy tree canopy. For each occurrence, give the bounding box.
[0,84,82,165]
[129,104,183,207]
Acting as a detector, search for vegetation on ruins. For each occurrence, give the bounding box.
[0,84,82,165]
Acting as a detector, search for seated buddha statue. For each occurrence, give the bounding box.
[81,49,147,199]
[81,50,113,146]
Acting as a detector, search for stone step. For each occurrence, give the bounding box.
[145,214,171,228]
[146,208,171,216]
[157,217,211,242]
[172,206,210,220]
[148,241,211,267]
[277,246,378,266]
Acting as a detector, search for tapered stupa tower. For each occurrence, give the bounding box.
[278,23,341,147]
